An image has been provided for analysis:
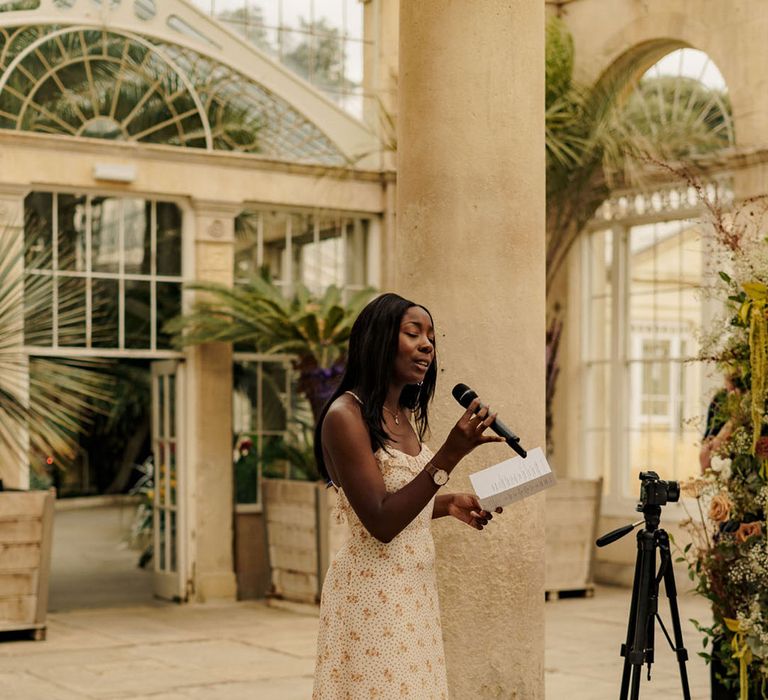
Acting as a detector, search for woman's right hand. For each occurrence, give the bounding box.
[440,398,506,464]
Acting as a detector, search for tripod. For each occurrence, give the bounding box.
[596,504,691,700]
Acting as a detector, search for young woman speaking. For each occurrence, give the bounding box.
[313,293,503,699]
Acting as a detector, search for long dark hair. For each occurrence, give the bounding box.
[313,293,438,482]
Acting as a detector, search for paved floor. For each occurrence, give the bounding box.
[0,587,711,699]
[49,504,155,612]
[0,504,711,699]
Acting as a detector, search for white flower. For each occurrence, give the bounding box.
[710,455,732,481]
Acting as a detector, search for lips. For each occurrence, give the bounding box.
[413,359,430,370]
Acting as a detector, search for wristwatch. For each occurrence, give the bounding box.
[425,461,449,486]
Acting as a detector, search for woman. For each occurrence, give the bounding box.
[313,293,504,699]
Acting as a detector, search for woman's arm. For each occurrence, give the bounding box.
[324,397,501,543]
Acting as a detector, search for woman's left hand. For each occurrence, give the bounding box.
[447,493,502,531]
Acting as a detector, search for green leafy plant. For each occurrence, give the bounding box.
[167,272,373,421]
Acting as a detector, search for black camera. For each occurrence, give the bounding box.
[637,471,680,509]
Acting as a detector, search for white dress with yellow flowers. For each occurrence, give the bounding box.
[312,444,448,700]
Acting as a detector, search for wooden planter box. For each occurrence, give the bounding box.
[0,489,55,639]
[262,479,347,604]
[545,477,602,599]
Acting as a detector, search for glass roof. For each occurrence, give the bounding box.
[0,20,348,165]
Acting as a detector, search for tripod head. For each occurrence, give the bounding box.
[595,472,679,547]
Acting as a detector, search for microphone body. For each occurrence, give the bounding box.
[451,383,527,458]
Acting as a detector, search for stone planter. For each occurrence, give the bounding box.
[0,489,55,639]
[544,477,603,598]
[262,478,347,604]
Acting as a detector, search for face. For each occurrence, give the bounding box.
[393,306,435,385]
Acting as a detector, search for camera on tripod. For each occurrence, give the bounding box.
[637,471,680,509]
[596,470,691,700]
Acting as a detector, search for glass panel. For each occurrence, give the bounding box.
[345,218,367,287]
[281,0,311,31]
[123,199,150,275]
[169,440,177,507]
[91,278,119,348]
[155,442,165,504]
[262,434,289,479]
[586,229,612,362]
[233,361,258,432]
[156,202,182,276]
[168,374,176,439]
[156,282,182,349]
[157,376,166,438]
[57,276,86,346]
[289,212,313,290]
[24,273,53,346]
[57,194,87,272]
[124,280,151,348]
[234,431,258,504]
[158,510,167,570]
[262,210,289,287]
[91,196,120,273]
[344,0,364,39]
[169,510,177,572]
[262,363,287,432]
[584,361,611,491]
[234,212,260,280]
[24,192,52,270]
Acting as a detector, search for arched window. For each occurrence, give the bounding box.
[580,50,732,503]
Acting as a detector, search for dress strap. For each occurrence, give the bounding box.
[344,390,363,406]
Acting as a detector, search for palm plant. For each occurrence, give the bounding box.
[0,226,113,488]
[166,273,373,421]
[545,17,732,292]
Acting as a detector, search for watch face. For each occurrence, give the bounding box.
[433,469,449,486]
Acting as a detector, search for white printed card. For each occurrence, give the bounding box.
[469,447,556,511]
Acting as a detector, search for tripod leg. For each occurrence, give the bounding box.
[620,545,643,699]
[658,531,691,700]
[629,529,657,700]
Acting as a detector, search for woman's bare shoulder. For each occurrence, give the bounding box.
[324,393,365,434]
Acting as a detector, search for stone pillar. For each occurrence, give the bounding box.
[397,3,545,698]
[187,199,241,601]
[0,186,30,490]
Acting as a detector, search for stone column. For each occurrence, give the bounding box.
[397,3,545,698]
[0,186,30,490]
[187,199,242,601]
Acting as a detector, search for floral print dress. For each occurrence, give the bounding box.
[313,444,449,699]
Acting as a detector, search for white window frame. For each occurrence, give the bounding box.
[579,192,723,516]
[630,328,689,428]
[23,188,188,359]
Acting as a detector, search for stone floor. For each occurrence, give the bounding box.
[0,503,712,699]
[0,586,711,699]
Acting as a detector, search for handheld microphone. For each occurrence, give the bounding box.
[451,383,527,458]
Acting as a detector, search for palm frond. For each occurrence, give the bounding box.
[0,220,115,485]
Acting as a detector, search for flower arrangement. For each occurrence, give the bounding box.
[673,169,768,699]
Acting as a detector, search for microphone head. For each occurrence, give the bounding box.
[451,383,477,408]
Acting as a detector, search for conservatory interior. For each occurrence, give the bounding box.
[1,0,768,695]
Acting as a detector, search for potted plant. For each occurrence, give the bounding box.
[168,273,373,602]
